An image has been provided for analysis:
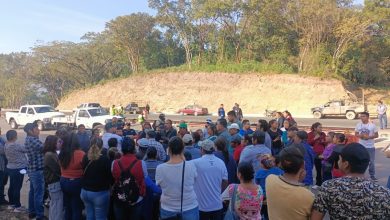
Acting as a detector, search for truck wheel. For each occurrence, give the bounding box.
[313,111,322,119]
[37,121,44,131]
[346,111,356,120]
[9,119,18,129]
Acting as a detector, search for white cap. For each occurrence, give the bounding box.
[228,123,240,130]
[183,134,193,144]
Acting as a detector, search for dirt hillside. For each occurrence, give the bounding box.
[58,72,362,116]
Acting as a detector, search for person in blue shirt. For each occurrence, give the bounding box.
[292,131,315,186]
[76,124,91,153]
[218,104,225,119]
[240,119,254,136]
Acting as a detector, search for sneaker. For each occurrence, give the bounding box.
[311,185,319,190]
[370,176,378,181]
[7,205,15,210]
[14,206,27,213]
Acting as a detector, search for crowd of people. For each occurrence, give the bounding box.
[0,106,389,220]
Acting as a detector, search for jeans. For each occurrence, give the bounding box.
[60,177,83,220]
[48,181,64,220]
[80,189,110,220]
[366,148,376,177]
[322,165,332,183]
[28,170,45,219]
[160,206,199,220]
[314,158,323,186]
[0,170,6,202]
[200,208,223,220]
[114,200,143,220]
[387,176,390,189]
[7,168,25,207]
[379,114,387,129]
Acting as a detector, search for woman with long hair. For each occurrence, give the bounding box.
[58,133,85,220]
[322,132,336,182]
[222,162,264,220]
[156,137,199,220]
[207,123,218,142]
[307,122,327,186]
[214,138,238,184]
[80,138,112,220]
[43,135,63,220]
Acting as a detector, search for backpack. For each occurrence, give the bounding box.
[113,159,140,206]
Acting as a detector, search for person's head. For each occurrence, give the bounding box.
[260,154,276,170]
[360,112,370,123]
[269,119,278,130]
[178,122,188,136]
[215,138,228,152]
[276,112,283,118]
[43,135,59,154]
[334,133,346,144]
[338,143,370,174]
[283,120,290,129]
[6,130,17,142]
[311,122,322,133]
[105,122,115,134]
[237,162,255,183]
[242,119,250,130]
[227,110,237,123]
[220,104,224,108]
[168,136,184,156]
[159,113,165,121]
[108,147,120,161]
[165,119,173,129]
[228,123,240,135]
[77,124,86,133]
[143,122,152,130]
[124,122,131,130]
[112,117,118,124]
[108,137,118,148]
[183,134,193,146]
[199,139,215,154]
[58,133,81,169]
[193,131,201,143]
[121,137,136,155]
[257,119,269,132]
[216,118,227,132]
[146,147,158,160]
[146,130,157,139]
[207,123,217,136]
[24,121,40,137]
[283,111,291,118]
[230,135,242,148]
[116,126,124,136]
[326,131,335,144]
[287,126,299,139]
[88,138,103,161]
[294,130,308,144]
[378,100,383,104]
[252,131,265,145]
[279,147,305,175]
[242,134,252,146]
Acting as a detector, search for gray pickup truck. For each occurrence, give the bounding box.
[311,100,367,120]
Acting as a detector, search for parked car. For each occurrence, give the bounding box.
[311,100,366,120]
[178,105,209,116]
[73,103,101,111]
[52,107,123,129]
[5,105,65,130]
[125,102,145,114]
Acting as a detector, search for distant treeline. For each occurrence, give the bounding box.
[0,0,388,107]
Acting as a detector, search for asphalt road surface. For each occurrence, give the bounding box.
[0,117,388,213]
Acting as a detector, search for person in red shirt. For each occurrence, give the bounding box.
[308,122,326,186]
[112,138,146,220]
[233,135,251,163]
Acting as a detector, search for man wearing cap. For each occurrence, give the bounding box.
[102,122,123,152]
[178,122,189,138]
[24,121,45,220]
[146,130,167,162]
[123,122,137,138]
[193,140,228,220]
[354,112,379,181]
[311,143,390,219]
[228,123,242,153]
[183,134,201,160]
[293,130,315,186]
[239,131,271,172]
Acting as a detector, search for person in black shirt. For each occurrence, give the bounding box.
[268,119,283,156]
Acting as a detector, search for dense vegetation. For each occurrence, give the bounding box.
[0,0,388,108]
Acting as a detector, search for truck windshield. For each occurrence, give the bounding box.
[35,106,56,113]
[88,108,108,117]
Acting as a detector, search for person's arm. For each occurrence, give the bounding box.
[141,160,148,178]
[145,176,162,194]
[221,184,232,201]
[307,133,316,146]
[311,210,325,220]
[370,132,379,139]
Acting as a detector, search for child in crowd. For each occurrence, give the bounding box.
[322,132,335,182]
[328,133,347,179]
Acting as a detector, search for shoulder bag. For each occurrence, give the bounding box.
[224,184,239,220]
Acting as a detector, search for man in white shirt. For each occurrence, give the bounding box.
[102,123,122,152]
[377,100,387,129]
[354,112,378,181]
[193,140,228,220]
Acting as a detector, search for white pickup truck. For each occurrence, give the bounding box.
[6,105,65,130]
[52,107,123,129]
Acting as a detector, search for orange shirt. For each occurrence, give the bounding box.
[61,150,85,179]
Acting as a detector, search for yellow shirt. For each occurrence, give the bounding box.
[266,174,314,220]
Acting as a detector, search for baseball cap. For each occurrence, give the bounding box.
[198,139,215,151]
[182,134,193,144]
[231,135,242,144]
[206,118,213,124]
[179,122,188,129]
[228,123,240,130]
[137,138,149,149]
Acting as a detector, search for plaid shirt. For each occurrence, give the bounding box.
[147,139,167,162]
[25,135,44,173]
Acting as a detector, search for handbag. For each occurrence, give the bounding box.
[224,184,239,220]
[162,161,186,220]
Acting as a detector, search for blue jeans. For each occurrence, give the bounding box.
[60,177,83,220]
[28,170,45,219]
[387,176,390,189]
[366,148,376,177]
[80,189,110,220]
[7,168,25,207]
[48,181,64,220]
[160,206,199,220]
[379,114,387,129]
[0,170,6,202]
[114,200,143,220]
